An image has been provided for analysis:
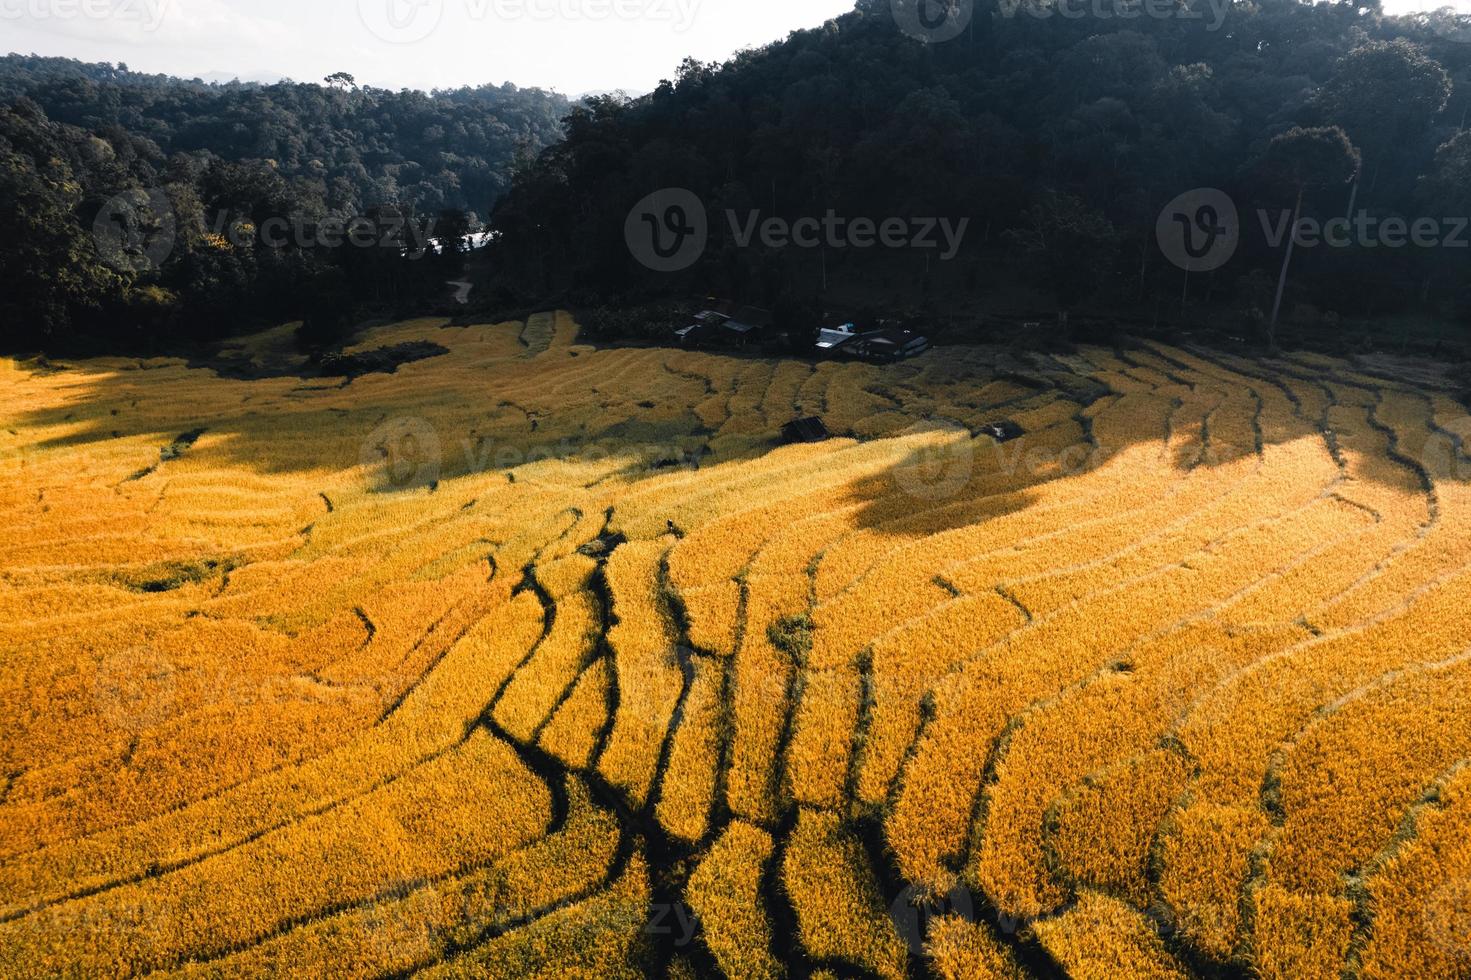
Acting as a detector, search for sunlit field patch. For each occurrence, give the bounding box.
[2,315,1467,976]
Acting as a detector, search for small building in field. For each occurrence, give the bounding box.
[816,323,859,353]
[781,417,831,444]
[846,326,930,362]
[677,305,770,350]
[724,306,772,338]
[979,420,1026,443]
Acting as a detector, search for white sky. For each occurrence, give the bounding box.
[2,0,1465,95]
[0,0,858,94]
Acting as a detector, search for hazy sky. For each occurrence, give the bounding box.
[1,0,858,94]
[3,0,1464,95]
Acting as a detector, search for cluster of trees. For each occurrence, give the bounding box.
[487,0,1471,344]
[0,57,569,351]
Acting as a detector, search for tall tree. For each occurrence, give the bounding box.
[1316,40,1451,213]
[1259,126,1362,346]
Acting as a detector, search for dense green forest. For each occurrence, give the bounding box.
[5,0,1471,355]
[0,56,570,351]
[487,0,1471,347]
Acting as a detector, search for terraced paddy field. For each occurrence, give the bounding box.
[2,311,1470,978]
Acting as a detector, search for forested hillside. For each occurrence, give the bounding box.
[0,56,570,350]
[488,0,1471,341]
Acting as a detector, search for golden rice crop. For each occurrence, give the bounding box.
[420,849,652,979]
[0,731,551,975]
[1355,764,1471,980]
[784,665,861,808]
[653,656,724,844]
[492,565,600,741]
[1031,890,1192,979]
[685,821,783,980]
[782,809,910,980]
[173,777,621,978]
[925,915,1028,980]
[973,621,1312,920]
[596,538,682,805]
[1043,748,1195,909]
[538,658,612,770]
[5,318,1467,977]
[725,573,809,823]
[1266,654,1471,895]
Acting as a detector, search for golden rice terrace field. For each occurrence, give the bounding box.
[3,312,1470,978]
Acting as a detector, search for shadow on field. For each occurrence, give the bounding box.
[4,330,1465,551]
